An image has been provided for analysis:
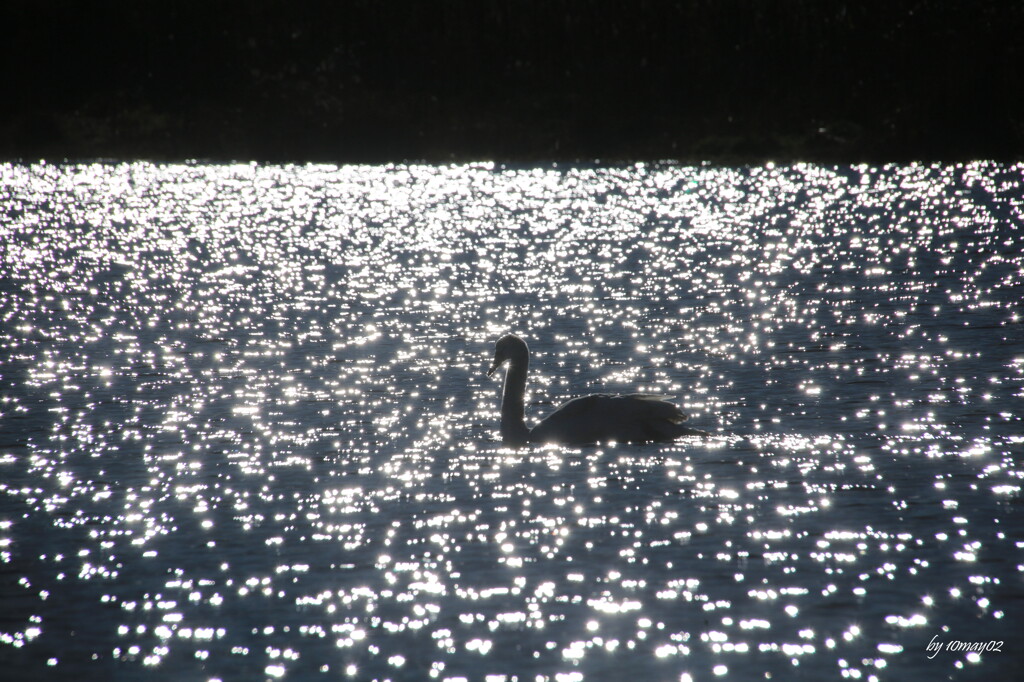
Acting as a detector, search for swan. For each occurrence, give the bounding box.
[487,334,709,445]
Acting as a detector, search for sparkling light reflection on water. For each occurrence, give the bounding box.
[1,162,1022,680]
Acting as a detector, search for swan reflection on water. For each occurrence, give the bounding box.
[488,334,710,445]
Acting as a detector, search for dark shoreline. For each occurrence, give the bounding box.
[4,1,1022,165]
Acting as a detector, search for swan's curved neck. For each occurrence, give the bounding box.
[499,354,531,445]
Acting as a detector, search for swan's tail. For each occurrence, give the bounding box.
[623,394,710,440]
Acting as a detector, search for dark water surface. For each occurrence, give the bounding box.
[1,162,1022,680]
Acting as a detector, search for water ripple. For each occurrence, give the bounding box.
[1,161,1021,680]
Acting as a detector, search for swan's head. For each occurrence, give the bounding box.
[487,334,528,377]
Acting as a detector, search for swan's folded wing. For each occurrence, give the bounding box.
[530,395,608,444]
[531,394,694,444]
[621,394,689,423]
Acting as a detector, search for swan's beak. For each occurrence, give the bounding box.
[486,357,503,377]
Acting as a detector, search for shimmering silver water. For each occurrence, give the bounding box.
[1,162,1021,681]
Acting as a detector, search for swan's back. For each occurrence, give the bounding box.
[530,393,700,445]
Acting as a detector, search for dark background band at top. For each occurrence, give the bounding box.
[3,0,1022,163]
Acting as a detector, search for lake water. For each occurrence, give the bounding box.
[1,161,1022,681]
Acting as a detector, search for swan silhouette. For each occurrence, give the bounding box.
[487,334,708,445]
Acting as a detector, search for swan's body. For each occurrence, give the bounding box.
[487,334,708,445]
